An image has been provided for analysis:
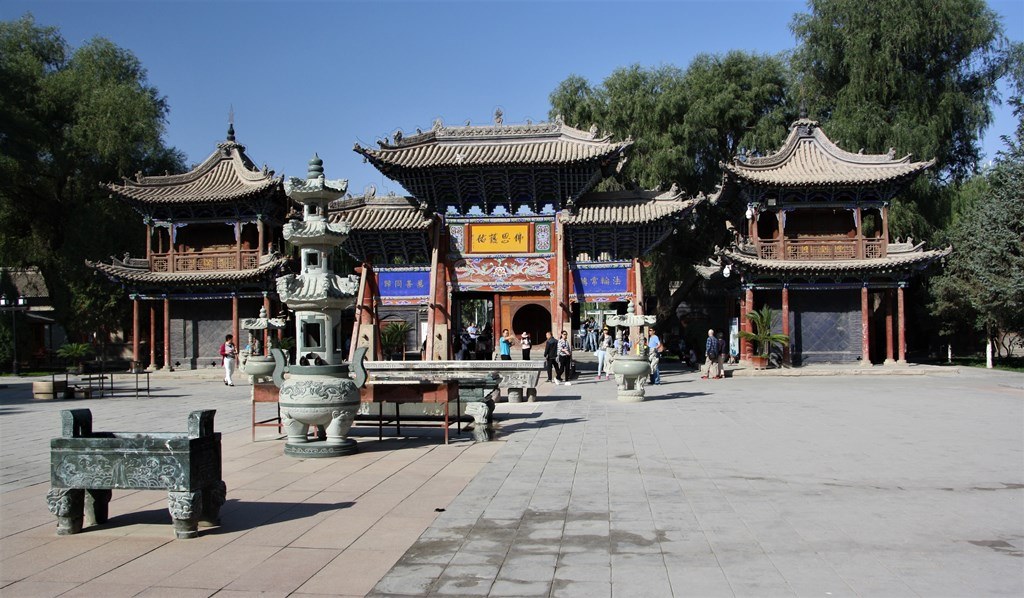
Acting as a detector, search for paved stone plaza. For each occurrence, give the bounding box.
[1,365,1022,597]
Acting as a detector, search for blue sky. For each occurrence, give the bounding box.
[4,1,1022,196]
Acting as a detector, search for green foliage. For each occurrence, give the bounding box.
[550,53,795,324]
[380,321,413,358]
[736,306,790,358]
[56,342,92,361]
[0,15,184,338]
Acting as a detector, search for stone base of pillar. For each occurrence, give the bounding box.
[883,358,896,366]
[896,359,908,366]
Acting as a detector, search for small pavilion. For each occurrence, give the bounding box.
[88,126,289,369]
[716,119,949,365]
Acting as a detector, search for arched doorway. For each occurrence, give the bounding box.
[512,303,552,354]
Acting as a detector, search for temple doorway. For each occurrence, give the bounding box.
[452,293,494,359]
[512,303,552,352]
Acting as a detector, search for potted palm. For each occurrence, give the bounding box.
[380,321,413,361]
[57,342,93,374]
[737,306,789,369]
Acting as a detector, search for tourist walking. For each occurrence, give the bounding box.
[556,330,573,385]
[647,329,663,385]
[701,328,718,380]
[543,331,560,383]
[520,331,531,360]
[499,329,513,360]
[595,328,612,380]
[715,331,726,379]
[583,318,597,351]
[219,334,237,386]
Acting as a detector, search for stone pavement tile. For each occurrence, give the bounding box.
[370,562,445,595]
[223,547,338,593]
[0,532,55,562]
[448,549,508,567]
[23,536,168,583]
[554,564,612,582]
[294,548,406,596]
[394,537,463,566]
[550,579,611,598]
[134,586,216,597]
[431,564,498,596]
[288,507,375,550]
[349,515,438,551]
[202,590,289,598]
[665,564,735,597]
[0,579,79,597]
[495,553,556,582]
[56,580,150,597]
[168,543,281,589]
[488,579,551,596]
[91,532,233,586]
[610,564,672,598]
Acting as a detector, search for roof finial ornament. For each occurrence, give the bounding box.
[494,108,503,125]
[799,99,808,120]
[432,118,443,131]
[227,105,235,141]
[393,130,403,144]
[554,113,564,125]
[307,153,324,181]
[589,123,599,138]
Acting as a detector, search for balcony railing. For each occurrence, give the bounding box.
[757,238,886,261]
[150,250,260,273]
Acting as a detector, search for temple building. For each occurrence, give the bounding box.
[88,126,289,369]
[716,118,950,365]
[337,113,701,359]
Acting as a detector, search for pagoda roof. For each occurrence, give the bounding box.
[722,119,934,187]
[104,130,282,205]
[720,242,950,274]
[328,193,434,231]
[354,118,632,172]
[564,185,704,226]
[87,254,290,286]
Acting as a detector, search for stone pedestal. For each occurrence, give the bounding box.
[279,365,360,458]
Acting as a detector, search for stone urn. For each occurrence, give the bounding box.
[610,354,651,403]
[240,355,276,384]
[277,362,361,457]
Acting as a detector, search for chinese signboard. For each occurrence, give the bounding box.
[378,270,430,297]
[572,267,629,299]
[467,224,530,253]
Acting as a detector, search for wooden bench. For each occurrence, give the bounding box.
[47,409,225,539]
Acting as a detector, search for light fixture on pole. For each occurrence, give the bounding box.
[1,294,29,376]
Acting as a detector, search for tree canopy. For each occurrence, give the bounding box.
[0,15,183,340]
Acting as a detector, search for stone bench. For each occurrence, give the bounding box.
[47,409,225,539]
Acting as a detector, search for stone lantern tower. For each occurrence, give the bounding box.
[273,155,361,457]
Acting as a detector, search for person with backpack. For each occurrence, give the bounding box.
[701,328,718,380]
[556,330,573,386]
[715,331,727,379]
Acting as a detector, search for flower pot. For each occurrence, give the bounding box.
[750,355,768,370]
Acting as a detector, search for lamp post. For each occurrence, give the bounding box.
[0,294,29,375]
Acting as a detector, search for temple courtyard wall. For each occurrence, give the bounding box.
[1,365,1021,596]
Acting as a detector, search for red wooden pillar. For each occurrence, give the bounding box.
[897,285,907,363]
[426,226,451,361]
[231,295,239,352]
[781,286,790,365]
[132,297,140,365]
[885,288,895,364]
[493,293,503,355]
[149,302,157,369]
[742,287,754,362]
[163,297,171,370]
[860,285,870,364]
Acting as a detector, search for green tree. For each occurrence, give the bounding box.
[549,52,794,326]
[931,42,1024,356]
[791,0,1010,238]
[0,15,184,339]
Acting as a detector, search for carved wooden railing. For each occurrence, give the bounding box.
[757,239,887,260]
[150,250,260,273]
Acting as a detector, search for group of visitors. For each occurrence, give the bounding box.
[543,330,575,385]
[498,328,532,360]
[701,328,727,379]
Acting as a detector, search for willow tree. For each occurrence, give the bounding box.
[549,52,794,326]
[0,15,183,340]
[791,0,1010,238]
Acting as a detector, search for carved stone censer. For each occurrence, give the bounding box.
[239,307,285,384]
[271,155,361,458]
[605,302,657,403]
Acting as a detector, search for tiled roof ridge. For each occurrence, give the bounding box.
[105,139,281,197]
[722,243,950,271]
[728,119,932,170]
[366,118,622,151]
[86,254,291,284]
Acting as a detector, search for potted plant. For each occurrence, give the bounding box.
[737,306,790,369]
[274,337,296,365]
[380,321,412,361]
[57,342,93,374]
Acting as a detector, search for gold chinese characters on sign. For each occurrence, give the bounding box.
[467,224,530,253]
